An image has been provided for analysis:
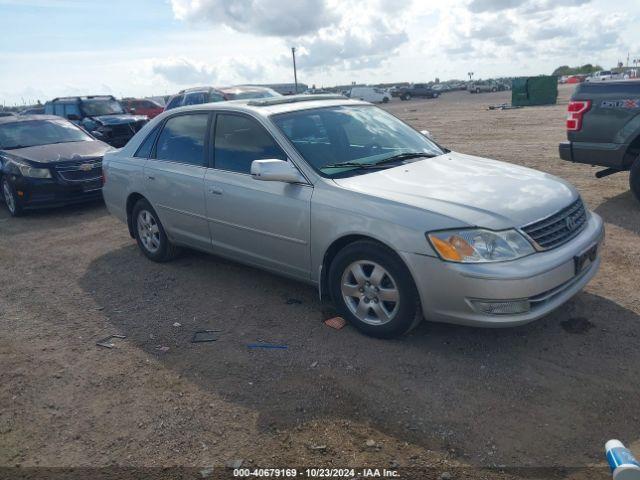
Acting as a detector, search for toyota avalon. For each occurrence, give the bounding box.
[101,96,604,338]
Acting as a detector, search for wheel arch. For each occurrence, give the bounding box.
[125,192,147,238]
[319,233,408,300]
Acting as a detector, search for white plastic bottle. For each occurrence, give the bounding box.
[605,440,640,480]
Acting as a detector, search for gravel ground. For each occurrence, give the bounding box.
[1,85,638,479]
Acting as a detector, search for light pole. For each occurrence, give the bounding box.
[291,47,299,94]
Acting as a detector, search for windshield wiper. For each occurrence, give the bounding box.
[371,152,439,165]
[322,161,390,169]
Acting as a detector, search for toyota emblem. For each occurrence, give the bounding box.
[565,215,577,231]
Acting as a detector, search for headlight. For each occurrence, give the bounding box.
[427,228,535,263]
[8,159,52,179]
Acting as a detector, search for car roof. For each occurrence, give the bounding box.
[166,95,367,117]
[0,114,63,125]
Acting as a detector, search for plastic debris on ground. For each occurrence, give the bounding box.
[247,343,288,350]
[191,330,220,343]
[324,316,346,330]
[487,103,523,110]
[95,334,126,349]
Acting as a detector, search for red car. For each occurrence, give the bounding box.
[121,98,164,119]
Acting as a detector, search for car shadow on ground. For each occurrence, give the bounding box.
[595,190,640,234]
[0,199,108,236]
[80,244,640,467]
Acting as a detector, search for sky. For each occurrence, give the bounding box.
[0,0,639,106]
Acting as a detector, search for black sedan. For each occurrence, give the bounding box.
[0,115,112,216]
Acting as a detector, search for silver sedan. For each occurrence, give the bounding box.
[102,96,604,338]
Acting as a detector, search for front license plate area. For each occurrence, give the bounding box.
[574,243,598,275]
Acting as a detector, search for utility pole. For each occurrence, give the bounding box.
[291,47,298,94]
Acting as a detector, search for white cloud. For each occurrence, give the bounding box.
[170,0,338,37]
[152,57,217,85]
[150,57,267,87]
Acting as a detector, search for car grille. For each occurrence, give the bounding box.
[521,198,587,250]
[55,159,102,182]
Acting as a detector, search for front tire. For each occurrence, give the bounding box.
[2,177,24,217]
[630,158,640,203]
[402,93,411,101]
[132,198,180,262]
[329,240,421,338]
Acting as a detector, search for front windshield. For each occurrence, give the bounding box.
[81,99,125,116]
[272,105,444,177]
[0,119,93,149]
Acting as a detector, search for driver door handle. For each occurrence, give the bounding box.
[208,186,223,195]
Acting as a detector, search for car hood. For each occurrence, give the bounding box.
[3,140,112,164]
[332,152,578,230]
[92,114,147,125]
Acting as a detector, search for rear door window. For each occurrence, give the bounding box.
[213,114,286,174]
[154,114,209,166]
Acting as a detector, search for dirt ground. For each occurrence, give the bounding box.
[1,84,639,480]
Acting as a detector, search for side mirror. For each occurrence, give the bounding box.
[420,129,434,140]
[66,114,80,121]
[251,159,305,183]
[92,131,106,140]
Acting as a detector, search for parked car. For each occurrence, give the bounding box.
[397,84,439,100]
[0,112,16,117]
[348,86,390,103]
[559,80,640,202]
[585,71,621,82]
[220,86,282,100]
[0,115,112,216]
[121,98,164,119]
[164,87,226,111]
[102,95,603,338]
[468,81,501,93]
[431,84,450,93]
[20,106,45,115]
[44,96,148,147]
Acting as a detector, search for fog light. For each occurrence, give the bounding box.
[470,299,530,315]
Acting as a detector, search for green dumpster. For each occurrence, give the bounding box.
[511,75,558,106]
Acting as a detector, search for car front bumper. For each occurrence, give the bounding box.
[400,211,605,327]
[7,174,103,209]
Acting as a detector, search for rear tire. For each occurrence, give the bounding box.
[329,240,422,338]
[2,177,24,217]
[402,93,411,101]
[630,158,640,203]
[132,198,180,262]
[382,96,389,103]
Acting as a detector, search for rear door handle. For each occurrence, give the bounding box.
[208,186,223,195]
[147,175,155,180]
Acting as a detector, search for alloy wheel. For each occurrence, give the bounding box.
[137,209,161,253]
[2,180,15,214]
[341,260,400,325]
